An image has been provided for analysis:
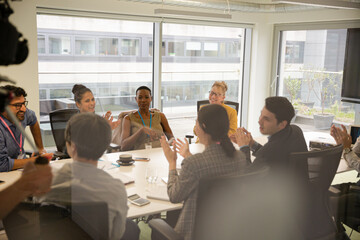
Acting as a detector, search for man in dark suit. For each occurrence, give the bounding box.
[233,96,307,173]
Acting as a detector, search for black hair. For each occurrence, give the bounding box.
[265,96,295,125]
[65,113,111,160]
[136,86,151,96]
[198,104,235,158]
[0,85,27,97]
[72,84,92,104]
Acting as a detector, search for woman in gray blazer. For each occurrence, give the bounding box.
[160,104,248,240]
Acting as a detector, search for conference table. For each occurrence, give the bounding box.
[0,131,354,219]
[0,144,205,219]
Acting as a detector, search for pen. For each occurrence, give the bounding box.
[133,157,150,162]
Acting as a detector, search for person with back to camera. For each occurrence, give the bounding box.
[160,104,248,240]
[193,81,237,142]
[120,86,174,150]
[40,113,132,239]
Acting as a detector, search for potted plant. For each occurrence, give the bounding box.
[284,76,301,104]
[284,76,301,122]
[312,70,336,129]
[299,69,316,108]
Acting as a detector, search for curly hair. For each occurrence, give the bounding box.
[0,85,27,97]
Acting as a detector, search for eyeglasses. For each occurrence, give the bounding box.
[9,101,28,110]
[209,91,223,97]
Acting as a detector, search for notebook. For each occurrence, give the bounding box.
[107,171,135,185]
[146,185,170,201]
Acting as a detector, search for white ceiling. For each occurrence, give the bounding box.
[120,0,360,13]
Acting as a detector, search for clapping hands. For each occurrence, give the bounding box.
[160,136,193,170]
[330,124,352,149]
[160,136,177,170]
[231,127,254,147]
[142,127,162,141]
[103,111,121,130]
[174,138,192,158]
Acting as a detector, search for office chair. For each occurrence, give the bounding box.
[185,100,240,143]
[329,187,360,240]
[49,108,79,158]
[196,100,239,113]
[3,201,108,240]
[149,166,302,240]
[289,144,343,240]
[4,201,139,240]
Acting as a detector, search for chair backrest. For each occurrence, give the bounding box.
[289,145,343,239]
[69,202,109,240]
[49,108,79,153]
[39,202,109,240]
[197,100,239,113]
[290,145,343,194]
[3,202,109,240]
[192,166,302,240]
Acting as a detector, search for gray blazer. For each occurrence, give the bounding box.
[167,144,248,240]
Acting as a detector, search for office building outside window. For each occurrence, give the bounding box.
[37,14,246,147]
[37,15,153,147]
[277,29,355,130]
[161,23,244,125]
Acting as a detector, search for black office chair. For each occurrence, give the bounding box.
[289,145,343,240]
[3,201,108,240]
[49,109,79,158]
[4,201,139,240]
[185,100,240,143]
[149,166,302,240]
[196,100,239,113]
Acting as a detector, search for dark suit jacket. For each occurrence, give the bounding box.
[243,125,308,174]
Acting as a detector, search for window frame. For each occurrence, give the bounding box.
[271,20,360,97]
[36,8,253,127]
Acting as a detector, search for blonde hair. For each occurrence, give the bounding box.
[212,81,228,95]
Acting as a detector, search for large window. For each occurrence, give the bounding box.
[37,15,153,147]
[75,37,96,55]
[276,28,355,129]
[168,41,185,56]
[120,39,140,56]
[99,38,118,55]
[161,23,244,122]
[49,36,71,54]
[37,35,45,54]
[37,14,247,147]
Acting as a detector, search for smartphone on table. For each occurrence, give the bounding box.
[128,194,150,206]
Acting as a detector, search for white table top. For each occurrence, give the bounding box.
[0,132,353,218]
[0,144,205,219]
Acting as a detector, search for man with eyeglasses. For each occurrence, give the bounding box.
[0,85,52,172]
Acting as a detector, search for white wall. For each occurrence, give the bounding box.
[2,0,360,141]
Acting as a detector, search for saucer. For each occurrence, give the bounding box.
[116,160,135,166]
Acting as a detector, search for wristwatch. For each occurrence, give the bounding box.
[344,147,352,154]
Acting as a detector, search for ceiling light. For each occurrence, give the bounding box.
[154,9,232,19]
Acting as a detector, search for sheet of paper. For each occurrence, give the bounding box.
[107,171,135,185]
[146,184,170,201]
